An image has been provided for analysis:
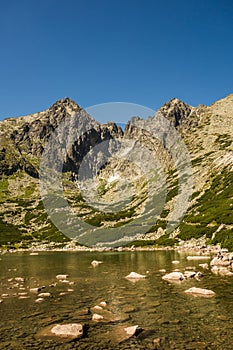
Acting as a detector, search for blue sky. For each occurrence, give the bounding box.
[0,0,233,122]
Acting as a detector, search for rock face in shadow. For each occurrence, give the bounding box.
[0,97,123,178]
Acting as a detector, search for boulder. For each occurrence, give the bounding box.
[162,272,184,281]
[184,271,196,278]
[210,257,230,267]
[184,287,215,297]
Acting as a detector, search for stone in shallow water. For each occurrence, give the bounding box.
[39,323,83,340]
[93,305,103,310]
[172,260,180,264]
[104,324,142,344]
[91,260,103,267]
[124,325,139,336]
[125,272,146,279]
[199,263,209,269]
[38,292,51,298]
[15,277,25,282]
[100,301,107,307]
[51,323,83,338]
[92,313,104,321]
[29,288,41,293]
[35,298,44,303]
[56,274,69,280]
[184,287,215,297]
[162,272,184,281]
[184,271,196,278]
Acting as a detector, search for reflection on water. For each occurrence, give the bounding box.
[0,251,233,349]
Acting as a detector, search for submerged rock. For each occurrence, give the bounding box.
[184,287,215,297]
[39,323,83,340]
[51,323,83,338]
[56,274,69,280]
[15,277,25,282]
[91,260,103,267]
[172,260,180,264]
[125,272,146,279]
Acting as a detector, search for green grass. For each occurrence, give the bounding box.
[212,229,233,251]
[177,169,233,249]
[0,216,22,245]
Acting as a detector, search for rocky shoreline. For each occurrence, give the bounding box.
[0,240,228,255]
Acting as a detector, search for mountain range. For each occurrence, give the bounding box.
[0,95,232,249]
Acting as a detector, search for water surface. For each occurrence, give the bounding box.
[0,251,233,349]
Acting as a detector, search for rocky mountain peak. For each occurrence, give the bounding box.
[50,97,81,112]
[157,98,192,127]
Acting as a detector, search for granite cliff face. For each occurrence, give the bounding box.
[0,95,232,249]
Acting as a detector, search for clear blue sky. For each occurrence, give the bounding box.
[1,0,233,122]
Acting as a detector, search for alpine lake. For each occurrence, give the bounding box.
[0,250,233,349]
